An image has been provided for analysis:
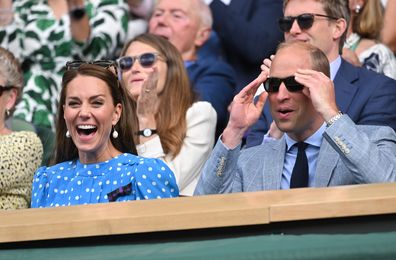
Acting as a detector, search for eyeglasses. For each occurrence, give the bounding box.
[278,13,339,33]
[65,60,118,75]
[116,53,161,71]
[264,76,304,93]
[0,85,15,96]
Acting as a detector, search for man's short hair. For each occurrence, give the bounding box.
[283,0,350,53]
[277,41,330,77]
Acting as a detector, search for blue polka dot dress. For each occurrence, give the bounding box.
[31,153,179,208]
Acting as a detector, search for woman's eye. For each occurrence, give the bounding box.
[67,101,79,107]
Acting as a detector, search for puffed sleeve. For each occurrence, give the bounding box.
[30,166,50,208]
[131,158,179,200]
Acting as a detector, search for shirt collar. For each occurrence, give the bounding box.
[330,55,342,80]
[285,123,326,151]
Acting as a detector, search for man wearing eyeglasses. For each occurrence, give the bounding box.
[245,0,396,148]
[148,0,236,139]
[194,41,396,195]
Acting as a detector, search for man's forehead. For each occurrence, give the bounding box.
[284,0,325,15]
[270,47,311,75]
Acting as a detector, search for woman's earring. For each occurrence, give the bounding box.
[354,4,361,14]
[5,109,10,117]
[66,130,70,138]
[112,126,119,139]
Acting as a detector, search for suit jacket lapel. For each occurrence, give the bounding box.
[314,139,340,187]
[262,137,286,190]
[333,59,359,113]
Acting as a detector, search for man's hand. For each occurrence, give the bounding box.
[222,72,268,148]
[294,69,340,122]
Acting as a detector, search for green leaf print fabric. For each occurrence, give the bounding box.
[0,0,129,130]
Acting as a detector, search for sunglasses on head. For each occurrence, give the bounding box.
[264,76,305,93]
[0,85,15,97]
[116,53,161,71]
[65,60,118,76]
[278,13,339,33]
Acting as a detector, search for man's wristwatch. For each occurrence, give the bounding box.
[326,111,343,127]
[136,128,157,137]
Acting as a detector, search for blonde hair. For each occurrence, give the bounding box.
[353,0,384,40]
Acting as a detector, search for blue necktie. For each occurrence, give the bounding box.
[290,142,309,188]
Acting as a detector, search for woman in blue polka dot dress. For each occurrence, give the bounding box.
[31,62,179,208]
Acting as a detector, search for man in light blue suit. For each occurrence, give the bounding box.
[194,41,396,195]
[246,0,396,147]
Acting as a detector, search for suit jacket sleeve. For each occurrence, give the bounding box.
[194,137,242,195]
[137,102,217,196]
[324,115,396,183]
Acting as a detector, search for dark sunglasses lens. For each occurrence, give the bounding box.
[278,17,294,32]
[297,14,314,30]
[284,77,304,92]
[264,78,281,92]
[66,61,84,70]
[119,57,133,71]
[140,53,156,67]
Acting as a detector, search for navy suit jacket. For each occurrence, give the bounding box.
[246,59,396,147]
[187,58,236,139]
[209,0,284,92]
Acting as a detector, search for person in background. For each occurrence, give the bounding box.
[118,33,216,196]
[381,0,396,54]
[246,0,396,148]
[343,0,396,79]
[0,47,43,210]
[31,61,178,208]
[195,41,396,195]
[203,0,284,92]
[149,0,235,139]
[0,0,129,132]
[126,0,152,40]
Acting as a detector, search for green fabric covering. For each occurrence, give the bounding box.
[2,232,396,259]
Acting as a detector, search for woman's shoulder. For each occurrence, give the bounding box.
[187,101,217,122]
[117,153,171,171]
[188,101,217,114]
[0,131,42,152]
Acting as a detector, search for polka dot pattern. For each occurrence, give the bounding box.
[31,153,179,208]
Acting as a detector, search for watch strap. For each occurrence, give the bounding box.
[136,128,157,137]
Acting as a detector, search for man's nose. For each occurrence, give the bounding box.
[276,83,291,100]
[289,19,302,34]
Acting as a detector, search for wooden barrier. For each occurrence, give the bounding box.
[1,182,396,243]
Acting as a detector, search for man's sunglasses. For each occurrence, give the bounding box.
[278,13,339,33]
[0,85,16,96]
[65,60,118,75]
[264,76,304,93]
[116,53,161,71]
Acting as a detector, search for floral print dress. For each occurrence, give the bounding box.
[0,0,129,130]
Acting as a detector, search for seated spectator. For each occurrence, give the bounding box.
[381,0,396,54]
[246,0,396,148]
[126,0,152,40]
[0,47,43,210]
[0,0,129,132]
[148,0,236,138]
[118,33,217,196]
[31,61,178,208]
[203,0,284,92]
[343,0,396,79]
[195,41,396,195]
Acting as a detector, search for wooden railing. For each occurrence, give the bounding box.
[1,182,396,243]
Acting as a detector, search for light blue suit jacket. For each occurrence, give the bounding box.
[194,116,396,195]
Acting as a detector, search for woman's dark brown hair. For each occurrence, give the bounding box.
[120,33,196,158]
[52,64,137,164]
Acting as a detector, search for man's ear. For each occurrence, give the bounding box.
[195,27,211,48]
[333,18,347,41]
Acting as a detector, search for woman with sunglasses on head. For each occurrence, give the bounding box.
[0,47,43,210]
[30,61,178,208]
[342,0,396,79]
[118,33,217,196]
